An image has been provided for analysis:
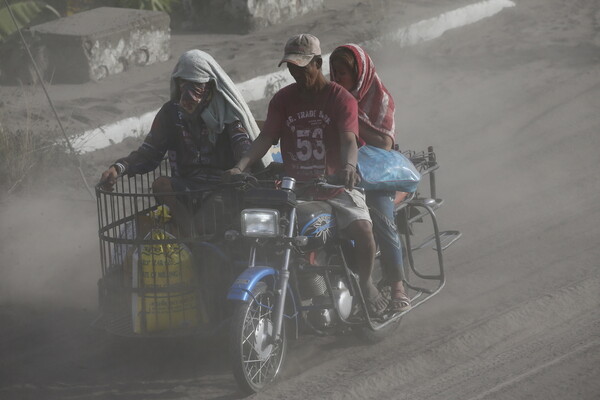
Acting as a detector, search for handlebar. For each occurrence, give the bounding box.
[222,172,258,186]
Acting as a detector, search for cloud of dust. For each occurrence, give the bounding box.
[0,192,100,309]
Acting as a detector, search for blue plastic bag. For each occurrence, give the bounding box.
[357,145,421,192]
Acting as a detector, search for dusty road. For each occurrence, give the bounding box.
[1,0,599,399]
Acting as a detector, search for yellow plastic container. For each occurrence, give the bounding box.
[131,229,207,333]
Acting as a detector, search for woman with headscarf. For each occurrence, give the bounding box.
[330,43,411,312]
[100,50,269,235]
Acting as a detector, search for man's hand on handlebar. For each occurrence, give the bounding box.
[222,166,243,183]
[99,166,119,191]
[338,164,361,190]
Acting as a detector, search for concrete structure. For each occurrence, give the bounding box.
[29,7,170,83]
[190,0,324,33]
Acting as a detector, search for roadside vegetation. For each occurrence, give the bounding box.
[0,110,68,195]
[0,0,182,196]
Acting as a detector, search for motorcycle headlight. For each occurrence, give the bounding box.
[241,209,280,237]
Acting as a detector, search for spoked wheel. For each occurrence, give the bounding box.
[230,282,287,395]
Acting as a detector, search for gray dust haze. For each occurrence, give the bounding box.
[0,194,99,308]
[1,0,599,398]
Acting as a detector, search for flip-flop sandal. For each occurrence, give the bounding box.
[389,292,411,313]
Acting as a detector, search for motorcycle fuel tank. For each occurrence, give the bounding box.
[296,201,337,250]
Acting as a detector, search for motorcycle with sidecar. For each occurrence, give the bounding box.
[93,145,460,394]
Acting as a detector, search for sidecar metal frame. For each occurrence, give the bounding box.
[93,161,246,337]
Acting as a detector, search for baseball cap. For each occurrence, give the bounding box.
[278,34,321,67]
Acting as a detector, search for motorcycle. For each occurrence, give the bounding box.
[226,146,461,394]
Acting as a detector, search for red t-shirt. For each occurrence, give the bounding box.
[262,82,359,181]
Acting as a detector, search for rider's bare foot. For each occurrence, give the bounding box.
[362,281,388,317]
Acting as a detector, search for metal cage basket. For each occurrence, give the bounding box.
[94,160,245,337]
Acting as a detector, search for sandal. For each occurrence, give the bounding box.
[389,290,411,313]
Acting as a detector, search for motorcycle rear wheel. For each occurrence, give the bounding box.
[230,282,287,394]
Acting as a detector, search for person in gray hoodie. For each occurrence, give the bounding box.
[100,50,267,235]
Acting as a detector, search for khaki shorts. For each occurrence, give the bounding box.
[325,189,372,230]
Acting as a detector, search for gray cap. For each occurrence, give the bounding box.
[278,33,321,67]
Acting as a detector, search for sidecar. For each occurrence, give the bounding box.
[93,160,247,337]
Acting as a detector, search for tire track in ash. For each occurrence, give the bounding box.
[249,276,600,400]
[463,339,600,400]
[380,293,600,399]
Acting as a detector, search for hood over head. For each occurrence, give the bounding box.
[330,44,395,140]
[170,50,272,167]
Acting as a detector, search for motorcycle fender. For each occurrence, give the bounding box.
[227,266,277,302]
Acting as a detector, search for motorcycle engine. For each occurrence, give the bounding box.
[306,277,353,329]
[297,248,353,330]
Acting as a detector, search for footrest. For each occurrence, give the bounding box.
[411,230,462,251]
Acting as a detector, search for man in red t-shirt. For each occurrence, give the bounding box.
[225,34,386,316]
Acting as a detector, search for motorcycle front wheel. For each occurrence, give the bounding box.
[230,282,287,394]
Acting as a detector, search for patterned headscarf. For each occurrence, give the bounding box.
[330,44,396,140]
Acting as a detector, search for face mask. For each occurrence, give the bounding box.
[179,81,211,115]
